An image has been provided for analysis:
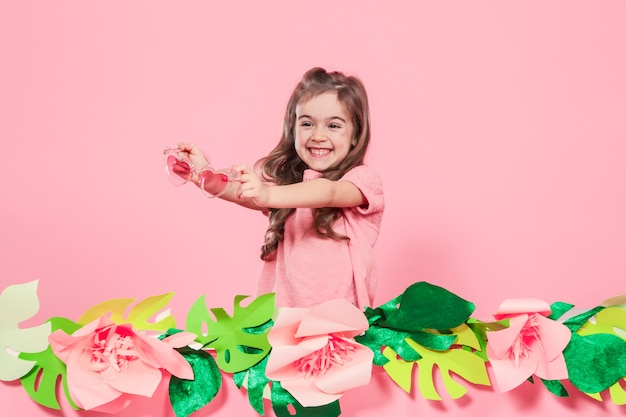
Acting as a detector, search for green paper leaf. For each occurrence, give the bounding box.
[19,317,81,410]
[381,324,489,397]
[562,306,605,333]
[577,306,625,338]
[573,306,626,403]
[356,326,420,366]
[564,333,626,393]
[380,346,414,392]
[186,293,275,373]
[377,282,475,332]
[362,295,401,325]
[77,292,176,331]
[358,282,476,367]
[547,302,575,321]
[540,378,569,397]
[409,332,490,399]
[169,347,221,417]
[271,381,341,417]
[466,318,509,361]
[233,355,271,415]
[407,330,457,351]
[587,378,626,404]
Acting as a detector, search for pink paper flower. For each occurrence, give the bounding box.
[48,316,194,413]
[265,299,374,407]
[486,298,571,392]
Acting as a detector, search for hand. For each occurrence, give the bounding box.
[176,142,210,170]
[233,164,271,207]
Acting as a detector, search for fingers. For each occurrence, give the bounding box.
[232,165,257,200]
[232,164,252,189]
[232,164,251,177]
[176,142,199,154]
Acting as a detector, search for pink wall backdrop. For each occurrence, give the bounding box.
[2,1,625,416]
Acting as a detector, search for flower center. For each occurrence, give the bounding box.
[89,326,138,372]
[295,335,356,377]
[509,314,542,366]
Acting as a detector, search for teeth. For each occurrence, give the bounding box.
[310,148,330,156]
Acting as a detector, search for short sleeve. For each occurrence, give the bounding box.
[340,165,384,216]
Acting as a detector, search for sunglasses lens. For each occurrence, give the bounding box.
[166,154,192,186]
[199,169,230,198]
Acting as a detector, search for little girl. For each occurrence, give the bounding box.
[174,67,384,309]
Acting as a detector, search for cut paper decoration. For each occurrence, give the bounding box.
[0,280,51,381]
[186,293,275,373]
[78,292,177,331]
[359,282,490,399]
[567,306,626,402]
[48,316,194,413]
[168,345,222,417]
[19,317,82,410]
[357,282,476,368]
[382,323,491,399]
[486,298,571,392]
[265,299,373,407]
[3,280,626,416]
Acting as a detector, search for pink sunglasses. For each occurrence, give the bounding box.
[163,148,236,198]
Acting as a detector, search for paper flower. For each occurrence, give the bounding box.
[48,316,194,413]
[265,299,373,407]
[0,280,51,381]
[486,298,571,392]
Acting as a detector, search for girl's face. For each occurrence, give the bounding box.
[294,92,354,172]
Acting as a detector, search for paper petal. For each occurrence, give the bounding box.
[494,298,552,318]
[534,314,571,361]
[282,375,342,407]
[489,355,537,392]
[266,342,327,381]
[534,354,568,381]
[106,359,162,396]
[486,315,527,358]
[64,349,123,410]
[295,300,368,338]
[135,332,194,380]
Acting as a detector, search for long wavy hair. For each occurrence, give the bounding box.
[256,67,372,260]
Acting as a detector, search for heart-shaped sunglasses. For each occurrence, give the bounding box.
[163,148,237,198]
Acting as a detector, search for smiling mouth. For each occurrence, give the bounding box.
[309,148,331,157]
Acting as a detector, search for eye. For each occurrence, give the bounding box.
[300,121,313,127]
[329,123,342,129]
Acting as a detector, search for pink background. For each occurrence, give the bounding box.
[2,1,626,416]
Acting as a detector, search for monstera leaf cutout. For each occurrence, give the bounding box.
[19,316,81,410]
[186,293,275,373]
[381,324,490,399]
[0,280,51,381]
[77,292,176,331]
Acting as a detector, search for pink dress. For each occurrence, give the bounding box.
[257,165,384,309]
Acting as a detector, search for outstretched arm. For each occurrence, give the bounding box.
[174,142,263,210]
[234,165,366,209]
[173,143,366,210]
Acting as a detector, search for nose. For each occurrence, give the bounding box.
[311,126,327,141]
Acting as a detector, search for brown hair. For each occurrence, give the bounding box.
[256,67,372,260]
